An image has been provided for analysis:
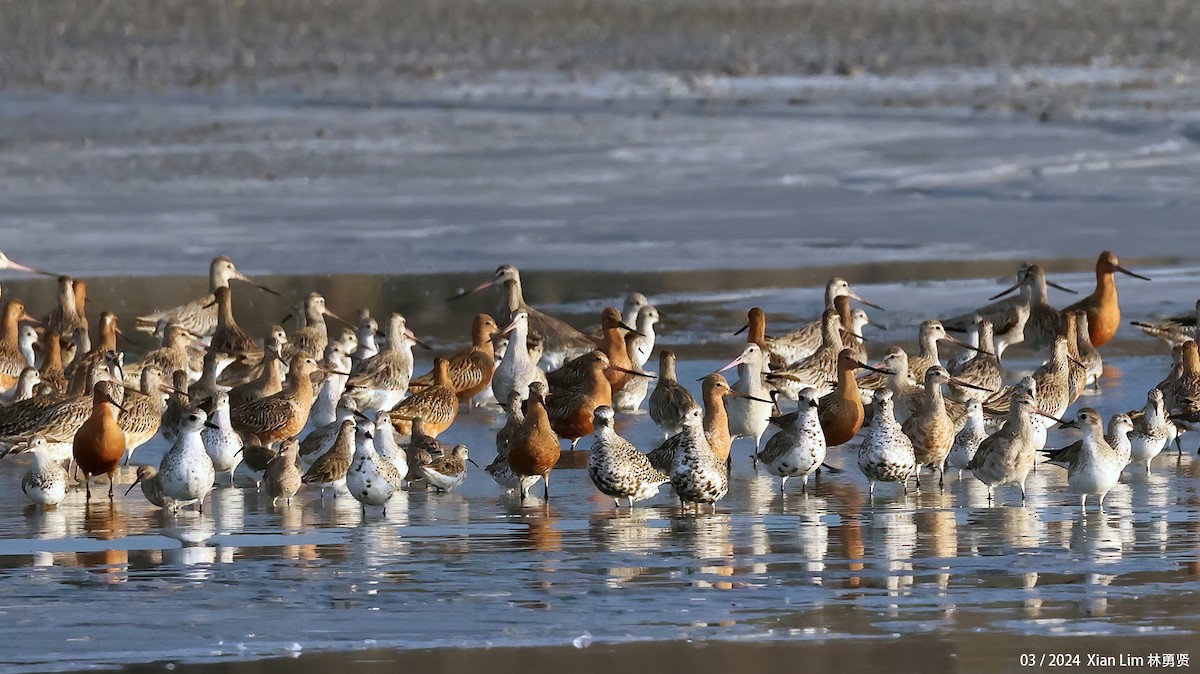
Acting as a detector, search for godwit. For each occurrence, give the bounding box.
[17,436,68,508]
[766,309,849,399]
[285,293,352,360]
[231,355,327,448]
[1072,311,1104,389]
[966,392,1040,504]
[756,388,827,494]
[902,366,991,489]
[418,444,474,493]
[648,350,697,440]
[389,357,458,437]
[904,320,985,384]
[837,296,873,364]
[160,370,192,443]
[547,351,651,448]
[207,286,258,355]
[947,318,1001,401]
[310,340,352,427]
[128,325,200,385]
[66,311,122,390]
[116,366,172,464]
[227,344,286,409]
[588,405,669,507]
[946,399,986,477]
[201,391,243,483]
[1132,299,1200,347]
[158,409,217,513]
[1041,408,1127,511]
[409,314,498,403]
[718,343,774,455]
[346,313,419,413]
[72,381,127,501]
[302,418,355,496]
[613,305,660,412]
[1061,312,1090,399]
[491,310,547,402]
[1166,341,1200,418]
[487,390,542,495]
[188,350,236,403]
[647,372,767,471]
[125,465,174,509]
[347,424,402,509]
[136,256,280,337]
[38,329,68,394]
[0,251,56,277]
[1062,251,1151,348]
[0,300,39,391]
[216,324,288,386]
[508,384,560,499]
[264,437,303,505]
[43,276,87,341]
[668,405,728,511]
[773,277,884,364]
[857,388,915,497]
[819,349,894,447]
[449,265,594,366]
[3,362,115,461]
[593,306,641,393]
[943,263,1076,352]
[1128,389,1170,472]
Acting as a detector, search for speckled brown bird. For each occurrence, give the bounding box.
[390,357,458,438]
[409,313,498,402]
[231,355,324,448]
[0,300,39,391]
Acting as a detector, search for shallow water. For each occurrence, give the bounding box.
[0,263,1196,672]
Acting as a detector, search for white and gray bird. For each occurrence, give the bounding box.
[587,406,669,508]
[756,388,827,494]
[158,409,217,513]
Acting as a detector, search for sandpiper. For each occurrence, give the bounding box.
[857,388,915,497]
[43,276,87,344]
[487,390,542,494]
[125,464,174,509]
[588,405,669,507]
[390,357,458,438]
[17,435,68,508]
[409,314,498,404]
[766,308,847,399]
[948,318,1002,401]
[372,410,408,484]
[1128,389,1170,472]
[668,405,728,511]
[302,418,356,497]
[773,277,884,364]
[1132,299,1200,347]
[946,399,986,476]
[904,366,992,488]
[201,391,243,483]
[756,388,827,494]
[158,408,217,513]
[310,340,352,427]
[491,310,547,402]
[547,351,651,448]
[117,366,172,464]
[231,356,328,448]
[285,292,352,360]
[0,300,40,391]
[648,350,697,439]
[1041,408,1126,511]
[136,256,279,337]
[418,444,474,493]
[613,305,660,412]
[346,313,420,413]
[347,424,402,510]
[648,373,769,471]
[967,392,1040,504]
[264,437,303,505]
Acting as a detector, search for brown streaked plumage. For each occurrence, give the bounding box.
[72,381,127,501]
[647,350,697,440]
[1063,250,1151,348]
[768,308,846,399]
[209,286,258,355]
[66,311,121,389]
[390,358,458,438]
[117,366,171,462]
[302,418,355,490]
[410,313,498,402]
[285,293,350,361]
[38,329,68,394]
[128,325,196,384]
[772,277,885,365]
[507,386,561,499]
[0,300,38,391]
[265,437,303,505]
[228,347,286,409]
[231,356,323,448]
[648,372,759,471]
[43,276,88,342]
[135,256,280,337]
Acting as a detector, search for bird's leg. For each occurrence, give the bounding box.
[1019,482,1027,505]
[938,467,945,492]
[84,474,92,501]
[1080,494,1087,512]
[914,466,921,490]
[627,496,634,509]
[868,480,875,498]
[780,477,787,494]
[543,473,550,500]
[108,472,114,501]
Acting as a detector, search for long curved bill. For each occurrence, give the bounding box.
[405,328,433,351]
[234,271,282,297]
[710,353,747,379]
[448,279,494,302]
[855,361,895,376]
[125,477,144,496]
[848,291,885,311]
[1047,280,1079,294]
[618,321,645,337]
[0,252,57,277]
[942,334,992,355]
[988,283,1020,301]
[608,365,655,379]
[733,324,749,336]
[1115,264,1151,281]
[949,377,994,393]
[323,309,355,330]
[730,390,774,404]
[103,393,129,415]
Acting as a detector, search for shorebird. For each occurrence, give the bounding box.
[227,343,286,409]
[1132,299,1200,347]
[125,465,174,509]
[117,366,172,464]
[491,310,547,403]
[17,323,36,369]
[188,350,235,403]
[593,306,642,394]
[449,265,595,366]
[128,325,200,385]
[0,362,110,458]
[588,405,669,507]
[547,351,651,448]
[201,391,243,482]
[390,357,458,438]
[299,397,358,469]
[508,384,560,499]
[403,415,453,487]
[1062,251,1151,348]
[216,324,288,386]
[857,388,915,497]
[1041,408,1127,511]
[207,286,258,355]
[1128,388,1170,472]
[756,388,827,494]
[0,251,56,277]
[819,349,894,447]
[1072,311,1104,389]
[946,399,986,477]
[231,356,327,448]
[0,300,39,391]
[285,293,352,360]
[718,343,774,455]
[160,370,192,443]
[136,256,280,337]
[371,410,408,484]
[347,424,402,510]
[966,392,1040,504]
[17,436,68,508]
[944,263,1076,354]
[418,444,474,493]
[7,367,41,403]
[346,313,420,413]
[310,341,352,427]
[614,306,659,411]
[668,405,728,511]
[766,309,847,399]
[264,438,303,505]
[648,373,768,471]
[302,418,355,496]
[410,314,498,404]
[157,409,217,512]
[237,444,278,488]
[352,310,380,368]
[903,366,992,489]
[773,277,884,364]
[947,319,1002,401]
[72,381,128,501]
[43,276,88,342]
[38,329,68,395]
[487,390,542,495]
[648,350,697,440]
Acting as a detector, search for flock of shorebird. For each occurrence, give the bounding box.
[0,249,1192,516]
